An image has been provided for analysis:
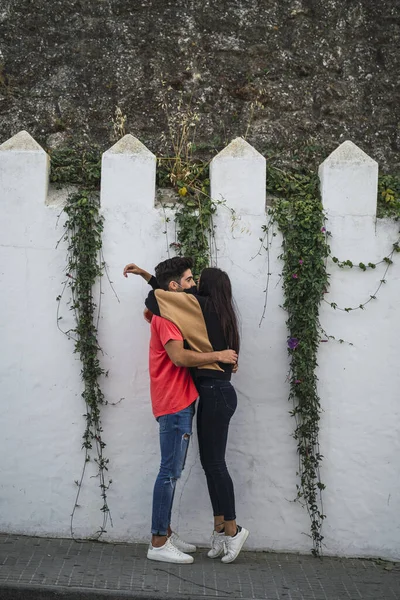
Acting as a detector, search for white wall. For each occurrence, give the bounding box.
[0,132,399,559]
[318,142,400,558]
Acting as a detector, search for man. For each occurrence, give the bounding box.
[124,257,237,564]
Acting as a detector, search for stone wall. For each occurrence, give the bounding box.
[0,0,399,170]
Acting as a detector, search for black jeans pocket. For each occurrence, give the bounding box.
[220,386,237,415]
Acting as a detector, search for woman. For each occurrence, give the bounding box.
[145,266,249,564]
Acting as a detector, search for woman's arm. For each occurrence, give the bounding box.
[144,288,200,317]
[145,290,161,316]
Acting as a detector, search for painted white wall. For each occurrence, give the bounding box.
[318,142,400,558]
[0,132,399,559]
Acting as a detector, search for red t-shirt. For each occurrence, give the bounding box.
[149,315,198,418]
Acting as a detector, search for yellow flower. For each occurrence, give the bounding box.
[179,186,188,197]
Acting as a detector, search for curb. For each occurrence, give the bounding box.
[0,582,226,600]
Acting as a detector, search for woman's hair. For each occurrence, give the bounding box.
[198,268,240,354]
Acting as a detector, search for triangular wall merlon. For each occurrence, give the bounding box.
[319,140,378,218]
[103,134,156,159]
[213,137,265,162]
[211,138,266,216]
[101,134,156,213]
[0,131,49,214]
[320,140,377,168]
[0,130,47,154]
[0,131,50,248]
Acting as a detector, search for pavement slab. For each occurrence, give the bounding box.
[0,534,399,600]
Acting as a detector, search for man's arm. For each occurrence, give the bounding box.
[123,263,151,281]
[165,340,237,368]
[123,263,160,290]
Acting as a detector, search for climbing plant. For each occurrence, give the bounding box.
[261,166,400,555]
[262,167,329,555]
[51,146,112,540]
[156,93,219,276]
[50,146,102,188]
[326,244,400,313]
[322,174,400,313]
[157,161,217,276]
[377,174,400,219]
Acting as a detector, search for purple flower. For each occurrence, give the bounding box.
[299,259,304,265]
[288,337,299,350]
[321,339,328,342]
[321,227,326,233]
[292,273,298,279]
[294,379,301,384]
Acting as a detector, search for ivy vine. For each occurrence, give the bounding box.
[377,174,400,219]
[320,172,400,314]
[51,147,112,540]
[264,168,329,555]
[157,159,217,276]
[262,166,400,555]
[326,243,400,313]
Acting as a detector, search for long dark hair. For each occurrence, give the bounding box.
[198,268,240,354]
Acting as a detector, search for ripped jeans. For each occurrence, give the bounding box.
[151,402,195,535]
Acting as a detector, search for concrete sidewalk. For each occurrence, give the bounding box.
[0,533,399,600]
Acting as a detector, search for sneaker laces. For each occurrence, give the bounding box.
[166,538,185,556]
[210,530,224,548]
[223,535,236,554]
[211,531,225,551]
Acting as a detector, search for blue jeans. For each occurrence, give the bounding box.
[151,403,195,535]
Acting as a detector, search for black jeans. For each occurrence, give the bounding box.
[196,378,237,522]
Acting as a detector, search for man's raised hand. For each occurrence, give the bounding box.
[123,263,151,282]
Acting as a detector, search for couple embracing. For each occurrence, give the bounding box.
[124,257,249,564]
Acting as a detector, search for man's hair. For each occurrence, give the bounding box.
[155,257,193,290]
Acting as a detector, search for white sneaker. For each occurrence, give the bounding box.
[207,530,225,558]
[169,532,197,553]
[221,526,249,564]
[147,538,194,564]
